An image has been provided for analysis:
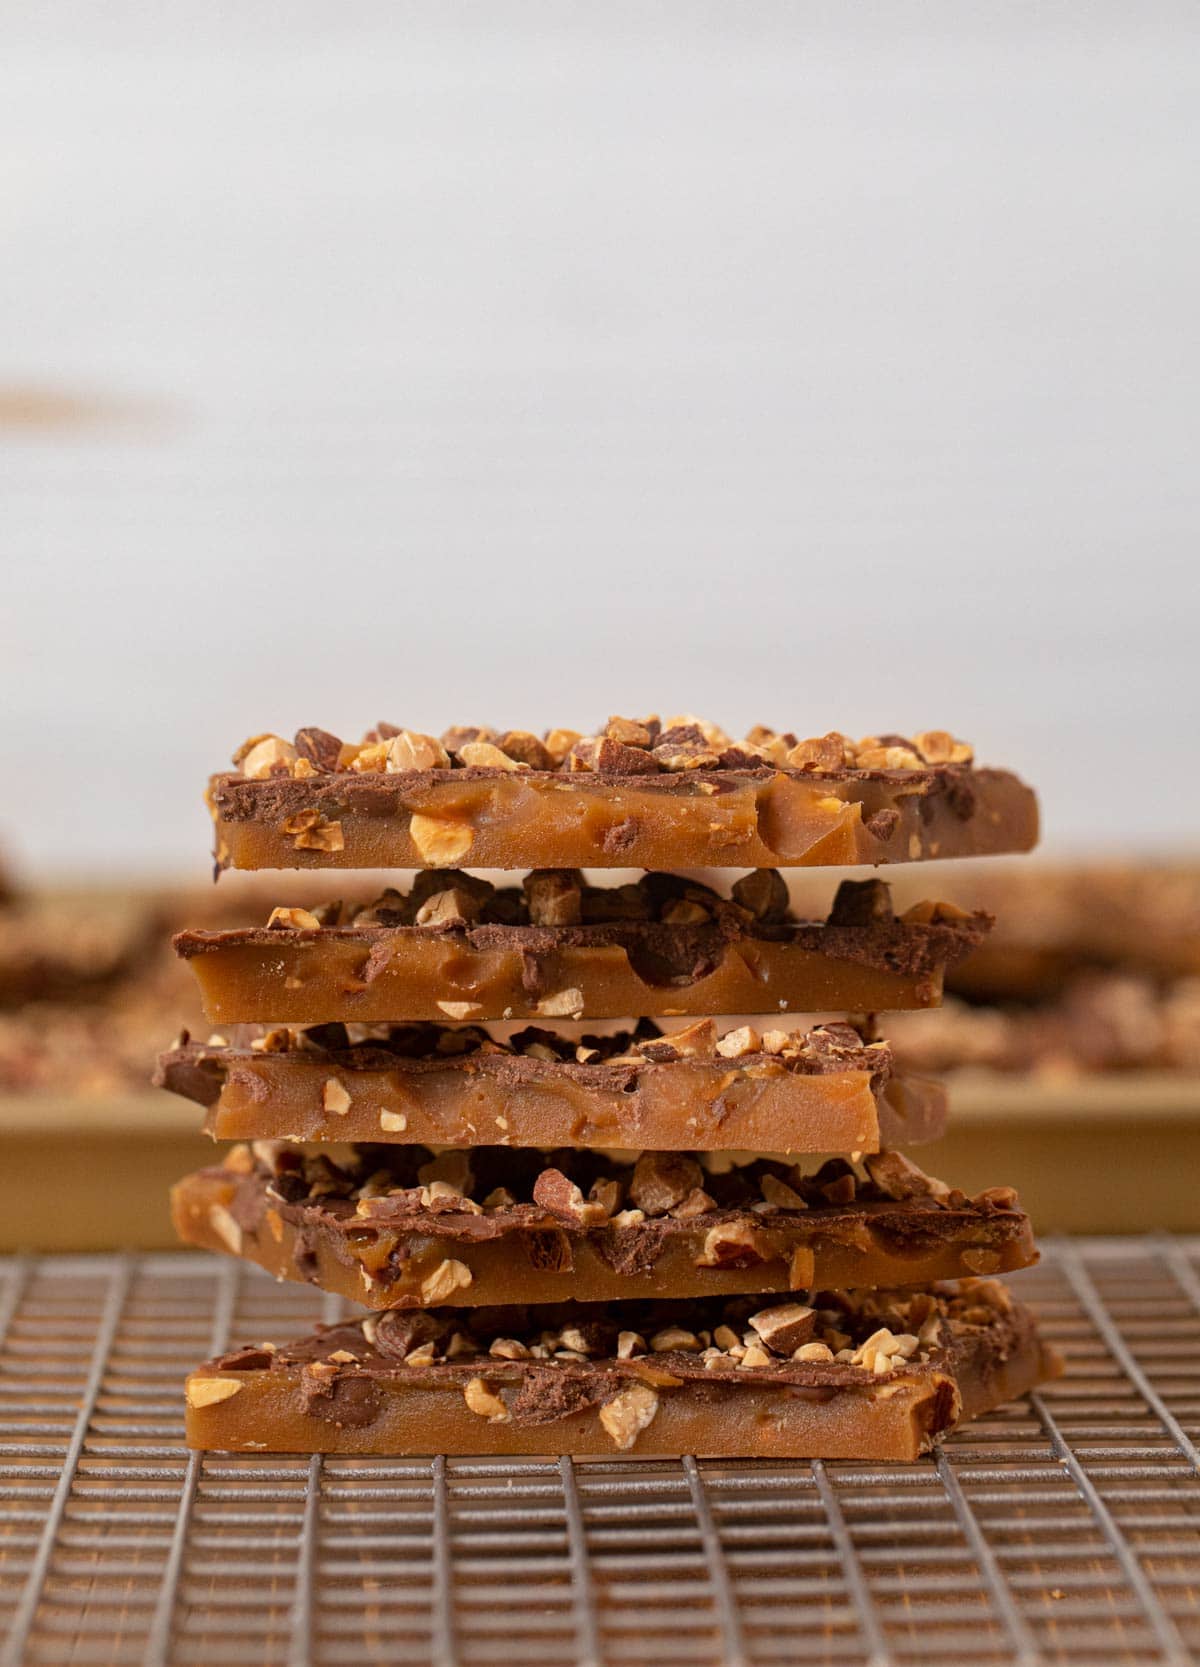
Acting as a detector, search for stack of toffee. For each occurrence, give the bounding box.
[159,715,1058,1459]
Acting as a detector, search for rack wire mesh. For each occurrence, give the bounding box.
[0,1238,1197,1667]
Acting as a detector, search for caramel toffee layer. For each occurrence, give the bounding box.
[212,767,1037,874]
[155,1020,947,1153]
[176,875,990,1024]
[212,720,1035,871]
[185,1279,1059,1458]
[173,1142,1036,1309]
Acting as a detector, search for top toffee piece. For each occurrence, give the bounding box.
[209,717,1039,872]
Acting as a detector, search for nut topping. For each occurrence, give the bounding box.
[488,1338,530,1360]
[587,1178,623,1219]
[532,1169,612,1226]
[629,1153,703,1217]
[759,1174,808,1211]
[417,1151,474,1193]
[598,1383,659,1451]
[266,906,322,931]
[660,1019,717,1058]
[288,814,345,853]
[568,736,662,774]
[238,735,298,779]
[747,1303,816,1354]
[604,715,655,748]
[536,988,586,1020]
[787,733,853,772]
[225,719,980,785]
[386,731,451,771]
[899,898,974,925]
[523,869,583,926]
[543,727,582,765]
[856,744,924,770]
[322,1078,351,1117]
[730,868,790,921]
[670,1186,718,1220]
[652,738,720,771]
[974,1186,1019,1211]
[828,878,894,928]
[913,730,973,765]
[458,741,530,772]
[697,1221,770,1269]
[495,730,554,769]
[221,1143,255,1175]
[409,814,475,866]
[440,725,495,758]
[660,899,710,925]
[186,1377,244,1408]
[849,1327,922,1373]
[863,1151,950,1202]
[419,1260,473,1304]
[649,1327,701,1353]
[415,887,483,928]
[208,1204,243,1255]
[293,727,344,771]
[463,1377,510,1422]
[715,1025,761,1060]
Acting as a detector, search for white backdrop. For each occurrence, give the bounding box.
[2,3,1197,876]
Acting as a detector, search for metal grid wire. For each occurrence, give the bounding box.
[0,1241,1198,1667]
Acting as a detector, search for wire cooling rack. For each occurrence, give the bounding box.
[0,1241,1197,1667]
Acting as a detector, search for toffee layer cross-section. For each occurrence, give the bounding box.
[184,1278,1061,1458]
[210,718,1038,872]
[156,1020,947,1153]
[176,874,990,1024]
[173,1143,1037,1309]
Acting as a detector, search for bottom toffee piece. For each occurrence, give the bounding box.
[185,1280,1059,1459]
[173,1143,1037,1309]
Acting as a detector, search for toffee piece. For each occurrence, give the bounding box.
[176,875,990,1024]
[173,1143,1037,1309]
[155,1020,948,1154]
[184,1279,1060,1458]
[210,719,1037,872]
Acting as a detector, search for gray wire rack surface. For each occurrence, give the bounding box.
[0,1241,1198,1667]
